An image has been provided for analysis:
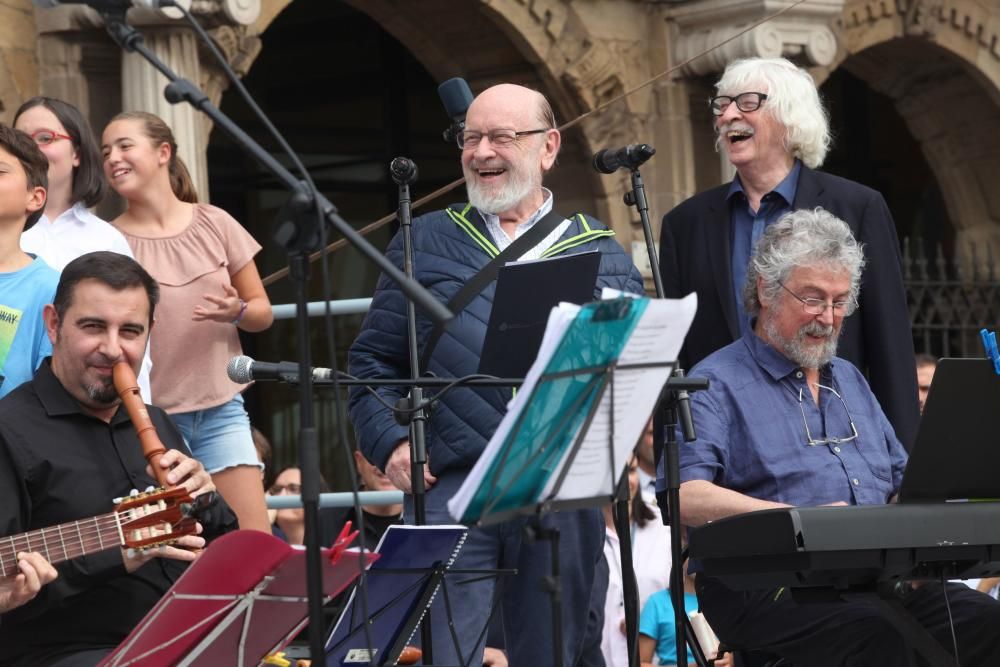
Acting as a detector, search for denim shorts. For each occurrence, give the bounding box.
[170,394,261,474]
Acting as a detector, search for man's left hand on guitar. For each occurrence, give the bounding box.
[0,552,58,613]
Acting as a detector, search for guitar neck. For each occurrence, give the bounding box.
[0,511,123,577]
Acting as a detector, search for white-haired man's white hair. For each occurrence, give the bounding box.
[715,57,831,169]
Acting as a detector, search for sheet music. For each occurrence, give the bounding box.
[541,291,697,500]
[447,301,578,521]
[448,292,697,522]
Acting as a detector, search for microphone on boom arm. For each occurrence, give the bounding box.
[592,144,656,174]
[438,78,474,144]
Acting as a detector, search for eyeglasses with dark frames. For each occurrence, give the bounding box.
[709,92,768,116]
[798,383,859,447]
[457,128,549,150]
[779,282,857,316]
[29,130,73,146]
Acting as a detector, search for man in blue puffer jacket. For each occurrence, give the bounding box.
[349,83,644,666]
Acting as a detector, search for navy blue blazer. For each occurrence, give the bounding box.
[659,165,920,450]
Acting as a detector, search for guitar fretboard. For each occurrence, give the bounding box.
[0,511,124,577]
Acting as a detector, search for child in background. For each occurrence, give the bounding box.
[0,125,57,399]
[638,561,732,667]
[14,97,131,269]
[14,97,152,402]
[102,111,273,532]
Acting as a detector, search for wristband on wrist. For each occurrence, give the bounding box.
[232,298,249,325]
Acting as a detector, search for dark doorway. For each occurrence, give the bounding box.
[821,67,953,258]
[206,0,459,484]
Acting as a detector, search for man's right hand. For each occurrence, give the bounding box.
[385,440,437,494]
[122,523,206,573]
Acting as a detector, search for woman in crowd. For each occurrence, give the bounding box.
[102,111,273,532]
[14,97,133,269]
[15,97,152,401]
[268,467,315,545]
[602,456,674,667]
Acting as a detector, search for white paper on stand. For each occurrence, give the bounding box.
[447,292,697,521]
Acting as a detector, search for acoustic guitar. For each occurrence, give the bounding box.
[0,487,202,576]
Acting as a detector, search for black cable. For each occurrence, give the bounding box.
[941,574,960,665]
[356,373,502,415]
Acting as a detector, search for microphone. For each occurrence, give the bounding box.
[592,144,656,174]
[390,157,418,186]
[438,78,474,144]
[33,0,189,18]
[227,355,334,384]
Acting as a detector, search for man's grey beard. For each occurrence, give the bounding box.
[763,317,839,369]
[465,162,541,215]
[87,376,118,405]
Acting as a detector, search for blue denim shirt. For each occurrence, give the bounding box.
[676,329,908,508]
[729,160,801,336]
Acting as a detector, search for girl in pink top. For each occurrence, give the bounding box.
[102,111,273,533]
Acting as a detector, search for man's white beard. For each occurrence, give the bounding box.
[465,160,541,215]
[763,316,839,369]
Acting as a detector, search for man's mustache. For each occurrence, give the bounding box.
[800,321,835,337]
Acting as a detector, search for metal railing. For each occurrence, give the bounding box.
[904,236,1000,358]
[271,298,372,320]
[266,490,403,509]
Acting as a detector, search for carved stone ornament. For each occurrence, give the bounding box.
[191,0,262,27]
[667,0,845,76]
[903,0,944,38]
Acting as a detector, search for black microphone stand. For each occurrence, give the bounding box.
[622,162,710,667]
[96,12,451,666]
[390,157,436,663]
[390,157,429,524]
[613,164,655,667]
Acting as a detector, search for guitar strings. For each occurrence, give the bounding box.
[0,507,185,574]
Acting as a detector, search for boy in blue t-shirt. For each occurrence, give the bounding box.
[638,588,700,666]
[0,125,58,398]
[639,577,733,666]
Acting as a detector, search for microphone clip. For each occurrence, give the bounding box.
[393,394,436,426]
[442,121,464,145]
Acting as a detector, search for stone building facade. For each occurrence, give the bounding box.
[5,0,999,467]
[3,0,999,279]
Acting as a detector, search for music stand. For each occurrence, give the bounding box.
[450,296,697,667]
[478,251,600,378]
[325,525,468,666]
[99,530,373,667]
[900,358,1000,502]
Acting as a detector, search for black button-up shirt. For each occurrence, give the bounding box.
[0,359,237,666]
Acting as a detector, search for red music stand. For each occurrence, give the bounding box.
[99,527,376,667]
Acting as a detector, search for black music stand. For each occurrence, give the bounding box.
[453,297,684,667]
[900,358,1000,502]
[478,251,600,378]
[325,525,468,666]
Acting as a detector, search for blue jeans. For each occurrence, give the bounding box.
[170,394,259,474]
[407,469,606,666]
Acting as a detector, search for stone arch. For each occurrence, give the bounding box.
[249,0,657,240]
[814,0,1000,266]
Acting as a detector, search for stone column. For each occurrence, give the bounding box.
[0,1,41,125]
[121,27,209,200]
[119,0,262,203]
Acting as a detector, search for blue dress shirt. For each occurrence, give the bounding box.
[677,328,908,509]
[729,160,801,336]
